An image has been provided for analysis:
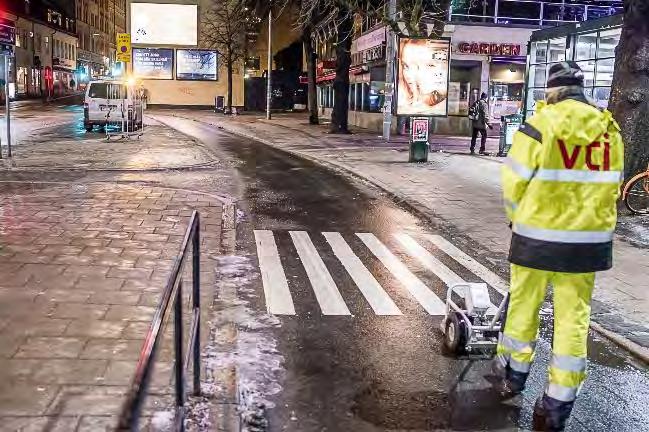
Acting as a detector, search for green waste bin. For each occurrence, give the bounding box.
[409,117,430,162]
[498,113,523,157]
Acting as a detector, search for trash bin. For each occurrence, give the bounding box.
[214,96,225,113]
[498,113,523,157]
[409,117,430,162]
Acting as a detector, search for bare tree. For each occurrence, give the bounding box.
[201,0,250,112]
[296,0,451,133]
[609,0,649,179]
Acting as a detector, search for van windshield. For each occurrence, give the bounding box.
[88,83,127,99]
[88,83,108,99]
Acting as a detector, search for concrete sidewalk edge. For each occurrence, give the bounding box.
[168,113,649,365]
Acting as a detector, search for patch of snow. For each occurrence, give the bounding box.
[186,254,284,431]
[151,410,174,431]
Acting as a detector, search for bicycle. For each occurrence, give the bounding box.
[623,164,649,215]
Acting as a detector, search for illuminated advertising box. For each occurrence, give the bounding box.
[176,50,218,81]
[397,38,451,116]
[132,48,174,80]
[131,3,198,46]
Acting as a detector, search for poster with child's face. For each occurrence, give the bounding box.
[397,38,450,116]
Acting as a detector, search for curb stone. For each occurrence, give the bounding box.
[168,113,649,365]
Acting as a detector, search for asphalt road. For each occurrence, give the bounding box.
[145,114,649,432]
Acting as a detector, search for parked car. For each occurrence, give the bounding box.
[83,80,143,132]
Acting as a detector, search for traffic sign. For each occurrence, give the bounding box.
[116,33,131,62]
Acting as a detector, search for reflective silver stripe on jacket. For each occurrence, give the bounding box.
[546,383,580,402]
[510,358,532,373]
[504,157,535,181]
[513,223,614,243]
[551,354,587,373]
[500,333,536,353]
[535,169,622,184]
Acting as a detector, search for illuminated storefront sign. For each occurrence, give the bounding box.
[457,42,522,56]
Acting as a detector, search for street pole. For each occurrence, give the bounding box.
[266,7,272,120]
[382,0,397,141]
[4,54,12,157]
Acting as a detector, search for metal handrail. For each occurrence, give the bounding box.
[116,211,201,432]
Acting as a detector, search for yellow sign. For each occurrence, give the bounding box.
[116,33,131,62]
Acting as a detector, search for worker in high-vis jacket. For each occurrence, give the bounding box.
[495,61,624,431]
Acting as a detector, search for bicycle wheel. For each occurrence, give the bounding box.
[624,174,649,215]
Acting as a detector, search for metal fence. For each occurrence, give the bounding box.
[449,0,623,26]
[116,211,201,432]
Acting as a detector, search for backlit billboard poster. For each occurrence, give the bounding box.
[131,3,198,45]
[397,38,450,116]
[132,48,174,79]
[177,50,218,81]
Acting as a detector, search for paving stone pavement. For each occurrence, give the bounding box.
[164,110,649,358]
[0,181,224,430]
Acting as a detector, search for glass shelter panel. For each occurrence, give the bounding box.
[575,32,598,60]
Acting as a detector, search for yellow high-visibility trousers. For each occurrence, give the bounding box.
[497,264,595,401]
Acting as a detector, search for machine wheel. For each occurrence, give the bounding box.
[84,124,93,132]
[444,313,468,354]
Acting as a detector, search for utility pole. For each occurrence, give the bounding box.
[266,7,272,120]
[382,0,396,141]
[4,54,12,157]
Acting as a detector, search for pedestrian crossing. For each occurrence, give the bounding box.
[253,230,508,317]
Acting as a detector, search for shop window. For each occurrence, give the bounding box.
[362,83,371,112]
[355,84,363,112]
[530,64,547,87]
[593,87,611,109]
[575,60,595,86]
[595,58,615,86]
[597,28,620,59]
[525,88,545,114]
[368,81,385,113]
[548,38,566,63]
[531,41,547,64]
[575,33,597,60]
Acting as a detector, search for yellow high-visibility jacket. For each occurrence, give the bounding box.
[502,97,624,273]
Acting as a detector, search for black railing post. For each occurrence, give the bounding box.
[192,215,201,396]
[174,281,185,432]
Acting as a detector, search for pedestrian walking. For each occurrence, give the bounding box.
[494,61,624,431]
[468,92,492,154]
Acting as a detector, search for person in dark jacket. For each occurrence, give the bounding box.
[470,92,492,154]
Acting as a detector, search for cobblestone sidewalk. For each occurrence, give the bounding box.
[163,110,649,359]
[0,111,233,430]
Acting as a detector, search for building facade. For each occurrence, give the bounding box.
[75,0,127,87]
[315,0,623,135]
[2,0,78,99]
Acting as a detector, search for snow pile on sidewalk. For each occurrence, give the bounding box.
[185,255,283,431]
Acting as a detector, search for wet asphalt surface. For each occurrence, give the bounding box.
[155,115,649,432]
[3,107,649,431]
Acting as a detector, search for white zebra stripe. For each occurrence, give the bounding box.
[253,230,296,315]
[423,234,508,295]
[356,233,446,315]
[323,232,402,316]
[290,231,351,315]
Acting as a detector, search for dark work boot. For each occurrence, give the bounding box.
[532,394,575,431]
[491,357,528,397]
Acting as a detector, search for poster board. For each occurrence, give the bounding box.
[397,38,450,116]
[132,48,174,80]
[176,50,218,81]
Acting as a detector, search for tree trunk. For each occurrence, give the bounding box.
[303,26,319,125]
[609,0,649,179]
[330,11,353,134]
[226,53,234,113]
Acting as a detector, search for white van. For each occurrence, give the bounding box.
[83,80,143,132]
